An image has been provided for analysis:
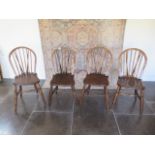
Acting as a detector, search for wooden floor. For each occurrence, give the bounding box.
[0,79,155,135]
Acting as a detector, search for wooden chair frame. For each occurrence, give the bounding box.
[81,46,113,110]
[9,46,46,113]
[48,46,76,105]
[112,48,147,113]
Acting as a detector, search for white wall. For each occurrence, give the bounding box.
[0,19,46,79]
[123,19,155,81]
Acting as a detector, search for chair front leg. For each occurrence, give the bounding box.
[14,84,19,113]
[86,85,91,95]
[55,86,58,94]
[48,84,53,105]
[19,85,22,98]
[139,89,144,113]
[134,89,138,102]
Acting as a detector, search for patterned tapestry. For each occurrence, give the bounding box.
[39,19,126,88]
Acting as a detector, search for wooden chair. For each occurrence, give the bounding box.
[48,46,76,105]
[112,48,147,113]
[9,46,46,113]
[81,46,113,110]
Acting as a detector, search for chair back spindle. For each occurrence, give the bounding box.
[86,46,113,75]
[9,47,37,76]
[51,46,76,74]
[119,48,147,78]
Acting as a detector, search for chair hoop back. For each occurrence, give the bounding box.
[119,48,147,78]
[9,46,37,76]
[86,46,113,74]
[51,46,76,74]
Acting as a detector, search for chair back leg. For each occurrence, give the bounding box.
[112,86,121,105]
[36,83,46,105]
[104,86,109,110]
[48,85,58,105]
[80,84,87,104]
[34,83,39,94]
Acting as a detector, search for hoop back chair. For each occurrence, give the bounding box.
[112,48,147,112]
[48,46,76,105]
[81,46,113,109]
[9,46,46,113]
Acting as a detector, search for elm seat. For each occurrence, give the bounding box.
[51,73,75,85]
[14,73,40,85]
[117,76,145,89]
[84,73,109,85]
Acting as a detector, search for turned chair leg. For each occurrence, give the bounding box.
[134,89,138,102]
[140,89,144,113]
[55,86,58,95]
[14,84,19,113]
[36,83,46,105]
[112,86,121,105]
[86,85,91,95]
[48,84,53,105]
[104,86,109,110]
[80,84,91,104]
[48,84,58,105]
[19,85,22,98]
[34,83,38,94]
[80,84,87,104]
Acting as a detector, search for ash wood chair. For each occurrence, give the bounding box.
[81,46,113,110]
[112,48,147,113]
[48,46,76,105]
[9,46,46,113]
